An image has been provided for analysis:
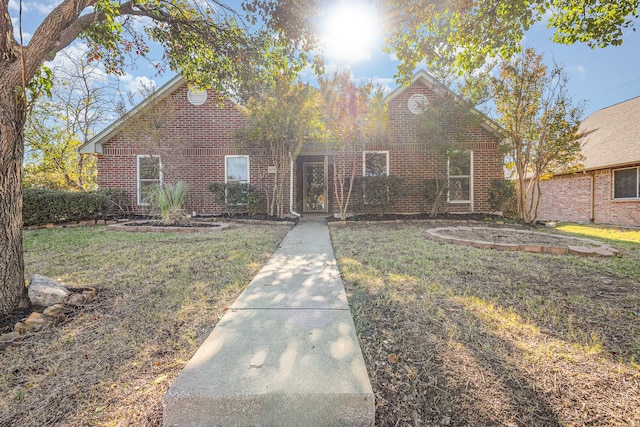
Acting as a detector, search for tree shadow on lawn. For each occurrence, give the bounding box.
[349,283,562,426]
[332,223,640,426]
[348,278,639,426]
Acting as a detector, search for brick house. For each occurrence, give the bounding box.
[537,97,640,226]
[79,70,504,217]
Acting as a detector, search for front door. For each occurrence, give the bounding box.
[303,162,327,213]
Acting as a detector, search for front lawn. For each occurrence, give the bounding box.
[2,221,638,426]
[0,224,289,426]
[330,222,640,426]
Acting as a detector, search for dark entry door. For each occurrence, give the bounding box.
[303,162,327,213]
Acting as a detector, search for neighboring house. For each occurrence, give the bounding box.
[79,70,504,217]
[538,97,640,226]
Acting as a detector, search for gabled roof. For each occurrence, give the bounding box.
[81,69,503,154]
[79,74,187,154]
[387,69,503,137]
[578,96,640,171]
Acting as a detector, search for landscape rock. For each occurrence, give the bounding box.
[43,304,65,319]
[14,322,27,334]
[28,275,70,307]
[23,312,52,331]
[0,332,21,343]
[66,293,88,307]
[82,288,96,302]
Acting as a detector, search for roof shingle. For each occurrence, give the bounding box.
[580,96,640,170]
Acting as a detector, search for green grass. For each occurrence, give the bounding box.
[557,222,640,244]
[1,224,290,426]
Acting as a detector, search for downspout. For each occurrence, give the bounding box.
[590,172,595,223]
[289,152,300,218]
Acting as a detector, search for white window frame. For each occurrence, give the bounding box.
[447,150,473,204]
[136,155,162,206]
[613,166,640,199]
[225,155,250,184]
[363,151,389,177]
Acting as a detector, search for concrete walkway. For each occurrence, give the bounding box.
[163,218,374,426]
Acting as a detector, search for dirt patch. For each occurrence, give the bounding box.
[427,226,620,257]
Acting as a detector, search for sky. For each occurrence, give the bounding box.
[12,0,640,118]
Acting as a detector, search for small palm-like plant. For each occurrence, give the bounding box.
[149,181,189,225]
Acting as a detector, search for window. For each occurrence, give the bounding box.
[448,151,472,203]
[363,151,389,176]
[225,156,250,205]
[614,167,640,199]
[225,155,250,184]
[137,155,162,205]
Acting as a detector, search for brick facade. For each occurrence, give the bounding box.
[93,74,504,217]
[538,168,640,226]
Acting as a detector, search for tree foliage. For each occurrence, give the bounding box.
[417,76,488,217]
[23,49,119,191]
[318,70,383,220]
[491,48,584,224]
[0,0,318,315]
[381,0,639,74]
[236,77,325,218]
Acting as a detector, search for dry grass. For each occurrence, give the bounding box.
[0,224,289,426]
[330,222,640,426]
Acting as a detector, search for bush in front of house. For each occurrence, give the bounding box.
[148,181,189,225]
[206,182,262,216]
[353,175,404,216]
[23,188,112,226]
[96,188,131,218]
[488,179,517,218]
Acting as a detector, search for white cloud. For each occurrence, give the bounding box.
[44,43,112,94]
[119,74,157,95]
[567,64,586,79]
[16,0,59,14]
[123,14,154,33]
[369,76,395,94]
[11,16,33,43]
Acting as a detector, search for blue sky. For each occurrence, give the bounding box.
[12,0,640,118]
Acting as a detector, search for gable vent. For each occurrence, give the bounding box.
[187,88,208,106]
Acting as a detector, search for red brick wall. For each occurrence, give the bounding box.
[538,175,592,223]
[97,78,504,216]
[382,80,504,214]
[538,168,640,226]
[97,84,284,215]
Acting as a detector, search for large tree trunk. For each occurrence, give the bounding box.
[0,84,28,315]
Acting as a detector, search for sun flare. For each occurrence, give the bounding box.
[321,1,379,65]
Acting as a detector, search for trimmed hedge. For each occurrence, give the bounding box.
[207,182,262,215]
[488,179,517,218]
[353,175,404,216]
[23,189,113,226]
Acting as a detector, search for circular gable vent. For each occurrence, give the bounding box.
[407,93,429,115]
[187,88,208,106]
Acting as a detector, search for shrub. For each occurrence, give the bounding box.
[96,188,131,218]
[353,175,404,216]
[422,178,450,217]
[488,179,517,218]
[207,182,262,216]
[148,181,189,225]
[23,189,111,226]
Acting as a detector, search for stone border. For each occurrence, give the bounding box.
[108,220,231,233]
[426,226,620,257]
